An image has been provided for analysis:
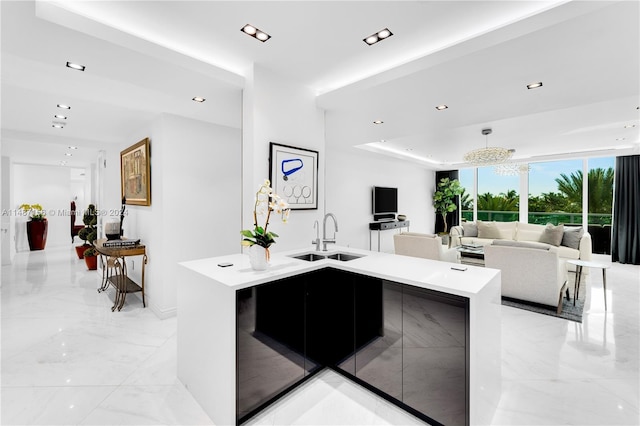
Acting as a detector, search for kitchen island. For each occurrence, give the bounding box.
[177,246,501,426]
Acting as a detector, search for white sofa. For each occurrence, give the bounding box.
[450,221,592,271]
[485,240,568,313]
[393,232,458,263]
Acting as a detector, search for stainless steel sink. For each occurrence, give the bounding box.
[291,253,327,261]
[327,252,363,261]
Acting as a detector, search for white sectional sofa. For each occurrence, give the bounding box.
[450,221,592,271]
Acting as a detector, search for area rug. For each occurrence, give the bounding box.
[501,272,586,323]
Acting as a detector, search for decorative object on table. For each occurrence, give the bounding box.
[78,204,98,269]
[241,179,291,270]
[119,196,126,237]
[269,142,318,210]
[121,138,151,206]
[20,203,48,251]
[104,220,120,240]
[463,128,513,166]
[70,201,84,243]
[102,238,140,248]
[432,177,463,241]
[397,214,407,221]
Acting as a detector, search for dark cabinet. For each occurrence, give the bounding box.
[236,268,469,426]
[402,286,468,426]
[305,268,355,370]
[354,280,403,400]
[236,275,309,421]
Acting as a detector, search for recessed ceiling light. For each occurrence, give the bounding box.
[373,120,384,124]
[526,81,543,89]
[54,114,67,120]
[52,124,64,129]
[65,153,73,157]
[616,138,626,141]
[192,97,206,103]
[60,161,67,165]
[624,124,636,128]
[66,62,85,71]
[57,104,71,109]
[68,146,78,150]
[241,24,271,42]
[363,28,394,45]
[435,105,448,110]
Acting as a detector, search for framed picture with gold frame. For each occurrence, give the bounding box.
[121,138,151,206]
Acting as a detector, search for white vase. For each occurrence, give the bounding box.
[249,245,270,270]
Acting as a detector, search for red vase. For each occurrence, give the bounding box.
[84,255,98,270]
[26,219,48,251]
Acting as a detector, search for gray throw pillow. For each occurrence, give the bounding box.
[561,226,584,250]
[477,221,502,239]
[539,223,564,246]
[462,222,478,237]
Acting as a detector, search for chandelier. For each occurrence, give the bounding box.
[493,163,531,176]
[463,128,512,166]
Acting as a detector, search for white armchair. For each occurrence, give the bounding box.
[485,241,568,313]
[393,232,458,263]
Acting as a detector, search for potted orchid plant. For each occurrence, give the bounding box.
[19,203,48,251]
[241,179,290,270]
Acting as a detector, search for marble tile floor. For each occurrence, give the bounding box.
[2,246,639,425]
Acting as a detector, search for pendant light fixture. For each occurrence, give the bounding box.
[463,128,512,166]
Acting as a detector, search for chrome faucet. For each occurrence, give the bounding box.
[322,213,338,251]
[312,220,321,251]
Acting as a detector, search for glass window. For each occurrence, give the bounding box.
[587,157,614,225]
[458,168,474,222]
[477,166,519,222]
[528,159,582,225]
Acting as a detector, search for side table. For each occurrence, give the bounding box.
[566,259,610,310]
[95,239,147,311]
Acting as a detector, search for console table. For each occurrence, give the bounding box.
[368,220,410,251]
[95,239,147,311]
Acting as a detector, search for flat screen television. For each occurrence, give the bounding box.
[372,186,398,218]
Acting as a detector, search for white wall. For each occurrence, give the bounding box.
[242,65,326,252]
[1,156,13,265]
[325,116,436,253]
[119,114,242,317]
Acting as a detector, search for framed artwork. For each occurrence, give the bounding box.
[269,142,318,210]
[121,138,151,206]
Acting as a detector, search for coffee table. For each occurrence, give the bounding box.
[457,245,485,266]
[566,259,610,310]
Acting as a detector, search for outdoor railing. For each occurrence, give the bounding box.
[461,210,612,226]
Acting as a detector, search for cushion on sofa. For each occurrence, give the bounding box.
[462,222,478,237]
[491,239,551,250]
[515,222,545,242]
[401,232,437,238]
[477,221,502,239]
[540,223,564,246]
[555,245,580,260]
[561,226,584,250]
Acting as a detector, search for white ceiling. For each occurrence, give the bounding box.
[1,0,638,169]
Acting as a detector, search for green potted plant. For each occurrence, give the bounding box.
[19,203,47,251]
[433,178,463,240]
[78,204,99,270]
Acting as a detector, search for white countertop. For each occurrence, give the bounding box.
[179,245,500,298]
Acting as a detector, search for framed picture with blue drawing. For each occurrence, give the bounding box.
[269,142,318,210]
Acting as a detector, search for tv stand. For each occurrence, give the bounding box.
[369,220,410,251]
